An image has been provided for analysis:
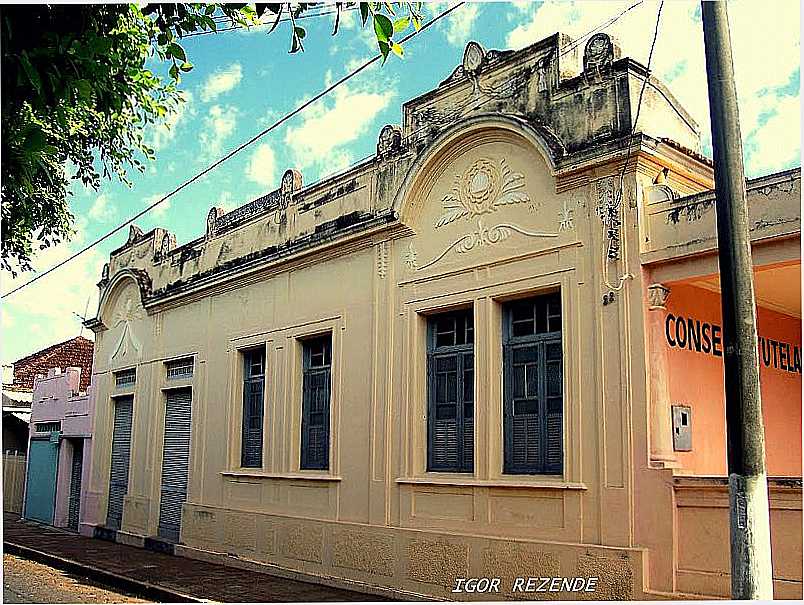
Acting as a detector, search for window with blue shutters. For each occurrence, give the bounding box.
[503,293,563,475]
[241,348,265,468]
[301,335,332,471]
[427,308,474,473]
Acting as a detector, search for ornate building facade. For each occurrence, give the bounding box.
[82,33,801,600]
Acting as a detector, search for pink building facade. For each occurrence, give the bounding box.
[24,367,96,531]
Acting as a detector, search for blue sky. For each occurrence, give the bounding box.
[1,0,801,364]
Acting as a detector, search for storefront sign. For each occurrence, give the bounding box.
[665,313,802,375]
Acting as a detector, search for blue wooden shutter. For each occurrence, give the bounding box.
[429,353,461,471]
[427,310,474,473]
[503,294,563,475]
[301,336,331,471]
[241,350,265,468]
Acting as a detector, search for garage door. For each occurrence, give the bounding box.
[24,438,59,524]
[158,389,192,542]
[107,396,133,530]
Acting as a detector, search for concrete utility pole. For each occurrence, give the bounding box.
[700,1,774,599]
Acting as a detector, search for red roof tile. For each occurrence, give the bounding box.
[9,336,94,393]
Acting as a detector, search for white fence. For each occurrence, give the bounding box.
[3,453,26,514]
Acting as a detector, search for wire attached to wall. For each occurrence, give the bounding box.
[601,0,664,295]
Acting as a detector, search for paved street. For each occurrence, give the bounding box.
[3,554,146,604]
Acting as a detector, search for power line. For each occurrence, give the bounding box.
[1,2,466,300]
[191,0,650,209]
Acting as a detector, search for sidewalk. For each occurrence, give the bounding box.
[3,513,388,603]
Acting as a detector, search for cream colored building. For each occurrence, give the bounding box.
[82,34,802,600]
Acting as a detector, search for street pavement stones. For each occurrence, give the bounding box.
[3,513,389,602]
[4,553,146,603]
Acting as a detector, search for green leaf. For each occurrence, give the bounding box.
[373,13,393,42]
[378,39,390,63]
[19,51,41,94]
[23,127,47,154]
[393,16,409,33]
[360,2,369,25]
[391,41,403,58]
[76,79,92,101]
[179,61,193,72]
[167,42,186,63]
[295,26,306,40]
[169,63,179,80]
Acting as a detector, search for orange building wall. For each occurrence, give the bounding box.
[664,283,802,477]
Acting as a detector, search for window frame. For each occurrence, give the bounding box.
[300,334,332,471]
[502,292,564,476]
[240,346,266,469]
[426,307,475,474]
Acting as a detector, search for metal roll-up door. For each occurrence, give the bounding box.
[107,396,133,529]
[67,440,84,531]
[158,389,192,542]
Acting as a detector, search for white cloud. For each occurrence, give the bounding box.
[144,192,170,219]
[88,193,115,221]
[1,223,102,363]
[147,91,194,152]
[505,0,800,176]
[199,104,239,159]
[246,143,277,187]
[284,81,393,175]
[200,63,243,102]
[435,1,481,47]
[744,94,801,175]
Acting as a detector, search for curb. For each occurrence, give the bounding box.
[4,541,206,603]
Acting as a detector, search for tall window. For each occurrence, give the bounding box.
[427,309,474,473]
[503,293,563,475]
[301,335,332,471]
[241,348,265,468]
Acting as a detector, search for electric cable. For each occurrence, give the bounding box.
[1,2,466,299]
[2,0,649,299]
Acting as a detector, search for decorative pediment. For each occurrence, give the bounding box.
[280,168,303,208]
[127,224,143,245]
[439,41,515,86]
[377,124,402,157]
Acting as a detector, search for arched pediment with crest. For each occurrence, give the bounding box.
[394,116,580,275]
[94,269,152,368]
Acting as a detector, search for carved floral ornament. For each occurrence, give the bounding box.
[434,158,533,228]
[403,157,562,272]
